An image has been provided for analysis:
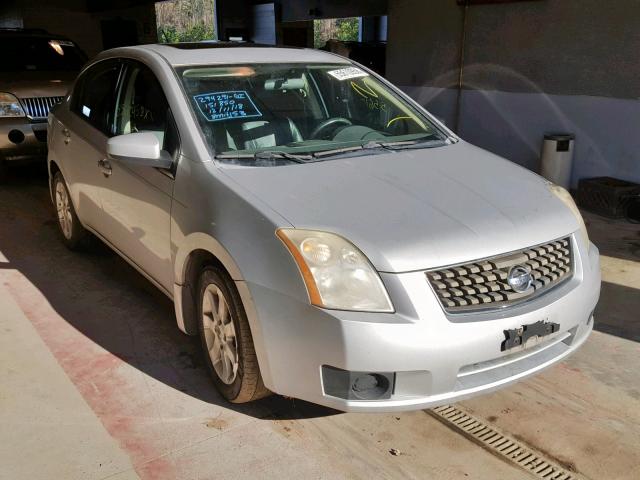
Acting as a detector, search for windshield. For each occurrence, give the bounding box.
[2,37,86,72]
[178,63,447,162]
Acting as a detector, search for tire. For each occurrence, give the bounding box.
[52,171,87,250]
[197,266,270,403]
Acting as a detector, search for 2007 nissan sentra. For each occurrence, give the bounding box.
[47,42,600,412]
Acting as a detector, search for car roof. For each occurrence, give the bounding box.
[102,42,351,67]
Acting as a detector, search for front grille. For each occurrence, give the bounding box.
[20,96,64,120]
[426,238,572,313]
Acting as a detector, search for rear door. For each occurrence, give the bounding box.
[55,59,122,230]
[97,60,178,293]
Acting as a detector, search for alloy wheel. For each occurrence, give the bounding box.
[55,181,73,240]
[202,284,239,385]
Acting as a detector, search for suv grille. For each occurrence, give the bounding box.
[426,238,572,313]
[20,96,64,120]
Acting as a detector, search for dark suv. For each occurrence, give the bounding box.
[0,28,86,180]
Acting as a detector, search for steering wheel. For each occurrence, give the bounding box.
[310,117,353,140]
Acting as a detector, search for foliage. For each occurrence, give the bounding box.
[314,17,360,49]
[336,18,359,42]
[156,0,215,43]
[158,23,214,43]
[313,20,324,49]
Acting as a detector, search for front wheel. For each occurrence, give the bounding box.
[52,171,87,250]
[197,266,270,403]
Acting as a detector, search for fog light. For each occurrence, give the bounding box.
[351,373,390,400]
[322,365,394,400]
[8,129,24,144]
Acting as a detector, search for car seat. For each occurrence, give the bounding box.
[214,117,303,152]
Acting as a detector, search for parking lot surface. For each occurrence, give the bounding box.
[1,166,639,480]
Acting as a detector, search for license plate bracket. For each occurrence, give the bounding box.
[502,320,560,351]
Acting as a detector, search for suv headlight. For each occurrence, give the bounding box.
[0,92,26,118]
[547,182,590,252]
[277,229,394,312]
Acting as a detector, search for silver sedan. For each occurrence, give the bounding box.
[47,43,600,412]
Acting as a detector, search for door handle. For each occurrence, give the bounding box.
[98,158,112,177]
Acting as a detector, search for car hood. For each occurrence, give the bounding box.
[222,141,579,273]
[0,71,76,98]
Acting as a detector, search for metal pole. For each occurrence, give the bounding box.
[212,0,219,40]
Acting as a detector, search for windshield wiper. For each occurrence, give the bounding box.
[215,137,449,163]
[215,150,313,163]
[311,137,447,159]
[255,151,313,163]
[311,145,365,159]
[364,137,447,151]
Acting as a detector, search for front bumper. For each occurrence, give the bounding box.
[0,118,48,162]
[244,237,601,412]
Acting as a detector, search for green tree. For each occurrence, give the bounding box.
[313,20,324,49]
[313,17,360,49]
[336,18,359,42]
[157,25,180,43]
[156,0,215,43]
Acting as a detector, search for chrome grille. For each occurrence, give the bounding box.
[426,238,572,313]
[20,96,64,120]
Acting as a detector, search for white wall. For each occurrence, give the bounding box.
[458,90,640,186]
[388,0,640,186]
[401,86,640,187]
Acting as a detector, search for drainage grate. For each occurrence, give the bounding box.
[430,405,583,480]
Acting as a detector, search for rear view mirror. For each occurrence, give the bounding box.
[107,132,172,169]
[264,77,306,91]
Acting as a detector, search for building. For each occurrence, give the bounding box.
[2,0,638,186]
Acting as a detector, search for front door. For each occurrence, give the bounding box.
[98,60,178,293]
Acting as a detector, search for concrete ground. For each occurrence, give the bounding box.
[0,165,638,480]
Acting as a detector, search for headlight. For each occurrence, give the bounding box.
[0,92,25,118]
[547,182,590,251]
[276,229,394,312]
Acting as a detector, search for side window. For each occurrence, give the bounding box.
[114,62,179,163]
[71,61,121,136]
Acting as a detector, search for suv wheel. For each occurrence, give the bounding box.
[53,171,87,249]
[198,266,270,403]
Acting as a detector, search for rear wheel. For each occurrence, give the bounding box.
[198,266,270,403]
[53,171,87,250]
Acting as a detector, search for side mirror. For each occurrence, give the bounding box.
[107,132,172,169]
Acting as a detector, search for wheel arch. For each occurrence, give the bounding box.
[174,238,273,388]
[48,160,62,200]
[174,233,245,336]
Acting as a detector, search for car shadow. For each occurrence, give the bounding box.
[582,211,640,343]
[583,210,640,263]
[594,281,640,343]
[0,164,338,421]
